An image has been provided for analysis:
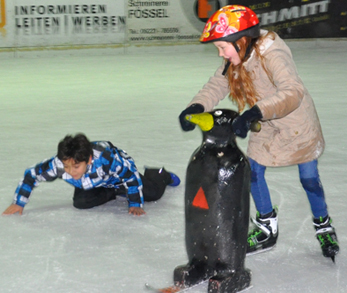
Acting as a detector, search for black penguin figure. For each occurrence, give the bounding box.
[174,109,251,293]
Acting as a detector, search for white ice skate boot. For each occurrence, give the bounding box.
[247,207,278,255]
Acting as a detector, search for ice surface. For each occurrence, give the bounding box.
[0,39,346,292]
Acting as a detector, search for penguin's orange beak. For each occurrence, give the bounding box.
[185,113,214,132]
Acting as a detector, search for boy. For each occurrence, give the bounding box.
[3,133,180,216]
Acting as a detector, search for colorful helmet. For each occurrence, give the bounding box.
[200,5,260,43]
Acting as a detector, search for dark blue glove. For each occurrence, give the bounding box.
[232,105,263,138]
[179,104,204,131]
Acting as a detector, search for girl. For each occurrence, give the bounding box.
[179,5,339,261]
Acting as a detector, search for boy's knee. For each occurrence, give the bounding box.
[144,168,171,185]
[73,199,92,209]
[73,187,116,209]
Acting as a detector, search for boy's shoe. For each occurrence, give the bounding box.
[168,172,181,186]
[247,207,278,255]
[150,167,180,186]
[313,216,339,262]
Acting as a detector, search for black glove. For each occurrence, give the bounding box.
[232,105,263,138]
[179,104,204,131]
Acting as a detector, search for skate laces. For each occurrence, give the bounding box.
[317,232,338,247]
[316,226,338,247]
[248,210,279,246]
[247,218,272,246]
[247,228,264,247]
[247,207,279,248]
[314,216,338,247]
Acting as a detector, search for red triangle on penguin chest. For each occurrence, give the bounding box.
[192,187,209,209]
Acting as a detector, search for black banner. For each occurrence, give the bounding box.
[192,0,347,38]
[228,0,347,38]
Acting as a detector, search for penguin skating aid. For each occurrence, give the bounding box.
[173,109,252,293]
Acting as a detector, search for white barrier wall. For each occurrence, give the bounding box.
[1,0,346,49]
[0,0,205,49]
[0,0,126,47]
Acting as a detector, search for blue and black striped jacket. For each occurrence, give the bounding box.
[13,141,143,208]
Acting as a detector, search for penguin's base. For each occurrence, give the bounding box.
[173,261,215,288]
[208,269,252,293]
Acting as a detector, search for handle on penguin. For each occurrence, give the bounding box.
[250,121,261,133]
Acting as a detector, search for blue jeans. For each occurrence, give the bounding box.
[249,158,328,219]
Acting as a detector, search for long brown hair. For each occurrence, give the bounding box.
[226,31,275,112]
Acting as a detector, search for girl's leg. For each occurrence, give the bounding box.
[298,160,328,219]
[249,157,273,216]
[299,160,339,260]
[247,158,278,255]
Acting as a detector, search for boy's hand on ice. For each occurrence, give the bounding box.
[128,207,146,216]
[2,204,24,215]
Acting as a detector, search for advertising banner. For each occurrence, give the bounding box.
[1,0,346,49]
[238,0,347,38]
[0,0,126,48]
[126,0,202,44]
[184,0,347,39]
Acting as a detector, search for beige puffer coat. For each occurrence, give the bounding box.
[188,30,324,167]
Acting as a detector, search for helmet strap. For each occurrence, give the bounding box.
[222,60,231,76]
[244,38,258,60]
[232,42,240,53]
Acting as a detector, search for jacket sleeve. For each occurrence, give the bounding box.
[188,62,230,111]
[123,171,144,208]
[256,48,305,120]
[108,149,144,208]
[13,157,59,207]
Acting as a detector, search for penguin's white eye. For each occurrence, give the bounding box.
[214,110,222,116]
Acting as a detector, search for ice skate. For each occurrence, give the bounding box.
[314,216,339,262]
[246,208,278,255]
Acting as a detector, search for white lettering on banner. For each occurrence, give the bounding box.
[258,0,330,25]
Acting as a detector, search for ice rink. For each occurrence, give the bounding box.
[0,39,346,292]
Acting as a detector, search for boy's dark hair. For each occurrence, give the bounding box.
[57,133,93,163]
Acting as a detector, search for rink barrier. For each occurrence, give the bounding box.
[0,41,212,58]
[0,0,346,54]
[1,37,346,59]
